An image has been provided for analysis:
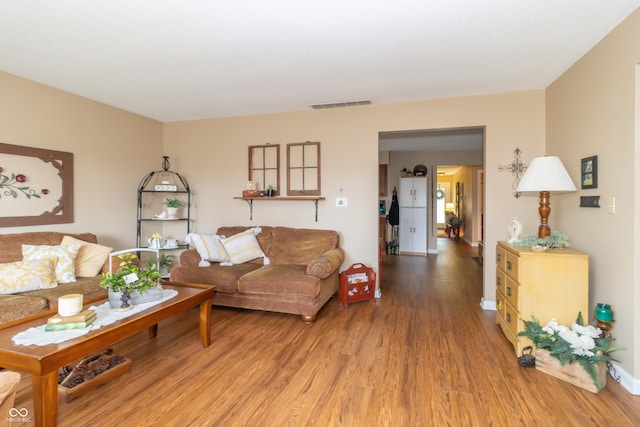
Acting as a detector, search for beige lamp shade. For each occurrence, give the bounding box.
[444,202,455,212]
[517,156,576,193]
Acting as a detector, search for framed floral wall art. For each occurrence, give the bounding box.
[0,142,73,226]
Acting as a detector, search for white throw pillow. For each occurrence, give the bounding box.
[61,236,113,277]
[185,233,231,266]
[22,244,81,283]
[220,228,265,265]
[0,258,58,294]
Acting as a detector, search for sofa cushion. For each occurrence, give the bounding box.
[217,226,273,262]
[19,277,107,310]
[0,232,98,264]
[170,263,262,294]
[185,233,230,265]
[220,229,265,264]
[0,258,58,294]
[22,244,81,283]
[237,264,321,298]
[0,294,49,324]
[61,236,113,277]
[269,227,339,265]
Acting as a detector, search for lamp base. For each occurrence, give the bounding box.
[537,191,551,238]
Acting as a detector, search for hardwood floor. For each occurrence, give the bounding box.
[12,238,640,426]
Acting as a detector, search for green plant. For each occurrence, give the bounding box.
[164,198,181,208]
[266,185,274,190]
[147,253,175,269]
[513,230,570,249]
[101,252,161,293]
[449,217,464,227]
[519,313,621,389]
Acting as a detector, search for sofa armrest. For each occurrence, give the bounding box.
[180,249,202,267]
[306,248,345,279]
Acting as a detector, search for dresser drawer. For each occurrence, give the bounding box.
[504,251,519,281]
[496,290,506,320]
[496,246,507,271]
[504,275,519,308]
[495,269,506,296]
[504,300,519,338]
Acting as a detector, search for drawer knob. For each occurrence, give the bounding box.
[507,261,512,270]
[496,277,502,285]
[497,254,502,262]
[507,287,512,297]
[506,313,512,323]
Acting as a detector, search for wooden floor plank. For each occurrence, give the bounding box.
[10,238,640,426]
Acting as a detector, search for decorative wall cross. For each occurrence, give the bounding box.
[498,148,528,198]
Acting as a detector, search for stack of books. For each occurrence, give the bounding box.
[45,309,96,332]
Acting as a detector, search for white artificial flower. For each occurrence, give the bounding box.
[559,328,580,347]
[572,323,602,339]
[543,318,560,334]
[571,334,596,357]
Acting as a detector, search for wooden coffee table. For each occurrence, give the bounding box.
[0,280,215,427]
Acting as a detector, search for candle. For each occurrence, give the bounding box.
[58,294,83,317]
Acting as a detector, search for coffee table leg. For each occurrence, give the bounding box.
[148,324,158,339]
[199,298,212,347]
[32,371,57,427]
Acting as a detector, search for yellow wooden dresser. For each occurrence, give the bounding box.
[495,241,589,356]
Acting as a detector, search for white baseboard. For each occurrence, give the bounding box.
[610,362,640,395]
[480,297,497,311]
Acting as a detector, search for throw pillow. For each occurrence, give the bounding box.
[22,244,81,283]
[61,236,113,277]
[220,228,265,265]
[185,233,231,266]
[0,258,58,294]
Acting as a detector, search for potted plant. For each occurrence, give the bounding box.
[266,185,275,197]
[519,312,621,392]
[164,198,181,219]
[148,253,175,277]
[101,252,162,310]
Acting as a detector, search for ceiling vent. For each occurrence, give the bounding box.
[311,99,371,109]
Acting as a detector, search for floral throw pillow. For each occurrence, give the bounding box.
[22,244,81,283]
[0,258,58,294]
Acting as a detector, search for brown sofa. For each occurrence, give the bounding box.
[170,226,345,323]
[0,232,108,329]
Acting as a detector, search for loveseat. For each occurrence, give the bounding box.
[170,226,345,323]
[0,232,112,329]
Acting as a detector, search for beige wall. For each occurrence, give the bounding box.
[0,72,163,249]
[546,9,640,383]
[164,91,546,299]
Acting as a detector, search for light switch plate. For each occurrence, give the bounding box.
[336,197,347,208]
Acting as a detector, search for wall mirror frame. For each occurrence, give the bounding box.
[0,142,74,227]
[248,144,280,195]
[287,141,321,196]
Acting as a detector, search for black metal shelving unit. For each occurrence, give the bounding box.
[136,156,191,258]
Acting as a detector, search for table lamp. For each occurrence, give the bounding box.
[444,202,455,212]
[516,156,576,238]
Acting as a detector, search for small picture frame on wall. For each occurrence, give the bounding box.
[581,156,598,189]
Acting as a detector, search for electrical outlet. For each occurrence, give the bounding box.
[336,197,347,208]
[608,197,616,214]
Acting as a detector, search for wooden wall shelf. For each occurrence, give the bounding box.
[233,196,326,221]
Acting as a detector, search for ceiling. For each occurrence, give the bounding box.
[0,1,638,123]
